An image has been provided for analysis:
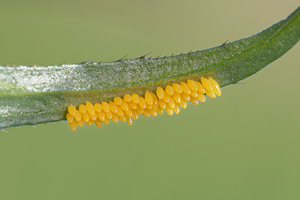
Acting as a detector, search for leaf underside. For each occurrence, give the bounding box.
[0,7,300,129]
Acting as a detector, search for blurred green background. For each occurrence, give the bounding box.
[0,0,300,199]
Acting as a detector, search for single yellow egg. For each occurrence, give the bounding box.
[86,120,93,127]
[158,99,167,109]
[124,94,132,102]
[157,107,164,115]
[131,94,140,104]
[156,87,165,99]
[68,105,77,116]
[74,110,82,121]
[66,113,74,123]
[77,120,84,127]
[136,106,145,115]
[116,107,124,117]
[165,106,174,116]
[168,98,175,109]
[106,111,113,119]
[143,110,151,117]
[132,110,139,120]
[165,85,174,96]
[201,77,213,91]
[206,90,216,98]
[145,91,154,105]
[82,112,90,122]
[126,116,133,126]
[173,93,181,104]
[97,111,106,121]
[101,102,110,113]
[197,94,206,102]
[163,94,171,103]
[121,101,130,111]
[114,96,123,105]
[209,77,222,96]
[109,101,118,113]
[79,104,87,113]
[181,93,190,101]
[172,83,182,94]
[180,100,187,109]
[195,82,206,94]
[119,115,126,122]
[125,109,133,117]
[174,104,181,115]
[138,97,147,109]
[128,101,137,110]
[69,121,78,131]
[93,103,102,112]
[111,114,119,123]
[180,82,191,95]
[151,93,159,104]
[187,79,198,91]
[94,119,102,129]
[190,91,198,98]
[90,113,97,121]
[86,101,95,115]
[190,97,199,105]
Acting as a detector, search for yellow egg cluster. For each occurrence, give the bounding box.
[66,77,221,131]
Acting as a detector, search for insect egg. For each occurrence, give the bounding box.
[66,113,74,123]
[123,94,132,102]
[145,91,154,105]
[109,101,118,113]
[86,120,93,127]
[120,101,130,111]
[85,101,95,115]
[138,97,147,109]
[77,120,84,127]
[131,94,140,104]
[111,114,119,123]
[74,110,82,121]
[79,104,87,113]
[101,102,110,113]
[187,79,198,91]
[172,83,182,94]
[94,119,102,129]
[114,96,123,105]
[200,77,213,92]
[182,82,192,95]
[156,87,165,99]
[66,77,222,131]
[209,77,222,96]
[68,105,77,116]
[165,85,174,96]
[69,121,78,131]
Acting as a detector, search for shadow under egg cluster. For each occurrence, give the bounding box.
[66,77,221,131]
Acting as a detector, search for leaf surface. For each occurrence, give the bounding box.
[1,7,299,129]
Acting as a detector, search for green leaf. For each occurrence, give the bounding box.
[1,7,300,129]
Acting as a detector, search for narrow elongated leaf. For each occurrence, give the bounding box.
[1,7,300,129]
